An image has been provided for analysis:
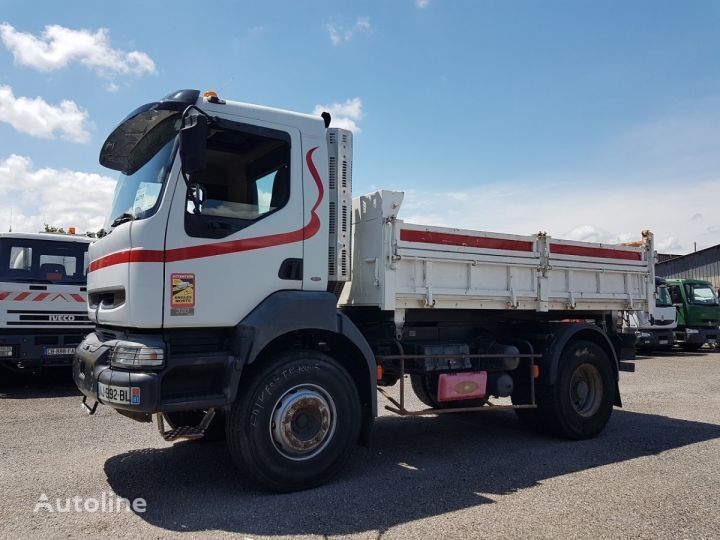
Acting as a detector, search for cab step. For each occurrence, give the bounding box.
[156,409,216,441]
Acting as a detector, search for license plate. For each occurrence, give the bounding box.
[44,347,76,356]
[97,383,141,406]
[659,340,668,345]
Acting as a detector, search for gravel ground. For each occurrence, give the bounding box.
[1,349,719,539]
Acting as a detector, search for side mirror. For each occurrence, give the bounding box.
[187,183,207,215]
[179,114,208,177]
[193,184,207,205]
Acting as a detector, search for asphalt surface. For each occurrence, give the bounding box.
[1,349,719,539]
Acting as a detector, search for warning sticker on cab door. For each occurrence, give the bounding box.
[170,273,195,316]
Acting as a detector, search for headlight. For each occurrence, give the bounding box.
[637,332,651,338]
[111,341,164,368]
[685,329,699,335]
[0,345,14,357]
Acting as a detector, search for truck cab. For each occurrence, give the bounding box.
[665,278,720,350]
[623,277,677,352]
[0,232,94,372]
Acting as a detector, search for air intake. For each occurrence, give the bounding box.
[327,128,352,286]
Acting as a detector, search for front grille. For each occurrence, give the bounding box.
[167,334,228,356]
[5,309,91,326]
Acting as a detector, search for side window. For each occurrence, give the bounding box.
[40,254,77,277]
[669,285,683,305]
[10,247,31,271]
[185,125,291,239]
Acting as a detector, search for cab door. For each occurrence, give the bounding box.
[163,119,304,328]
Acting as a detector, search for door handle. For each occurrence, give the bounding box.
[278,259,303,280]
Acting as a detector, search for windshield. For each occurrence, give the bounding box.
[105,137,177,230]
[0,238,89,284]
[685,284,719,305]
[656,286,672,307]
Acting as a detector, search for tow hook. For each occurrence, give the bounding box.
[81,395,99,416]
[156,408,216,441]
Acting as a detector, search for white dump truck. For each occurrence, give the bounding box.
[74,89,650,491]
[622,276,676,351]
[0,232,94,372]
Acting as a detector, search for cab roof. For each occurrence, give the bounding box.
[0,232,94,244]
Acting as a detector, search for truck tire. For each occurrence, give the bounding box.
[514,340,615,439]
[681,343,703,351]
[226,350,361,492]
[165,410,226,442]
[410,373,486,409]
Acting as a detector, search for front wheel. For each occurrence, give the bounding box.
[680,343,703,351]
[226,350,361,492]
[515,340,615,439]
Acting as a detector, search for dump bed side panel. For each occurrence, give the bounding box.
[340,190,653,313]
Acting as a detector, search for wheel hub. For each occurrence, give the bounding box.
[270,386,336,460]
[569,363,603,417]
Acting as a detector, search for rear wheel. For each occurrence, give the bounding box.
[514,340,615,439]
[226,350,361,492]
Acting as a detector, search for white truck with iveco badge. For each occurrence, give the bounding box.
[0,232,93,372]
[622,276,677,352]
[75,89,649,491]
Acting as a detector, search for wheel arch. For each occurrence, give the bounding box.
[542,323,622,407]
[230,291,376,442]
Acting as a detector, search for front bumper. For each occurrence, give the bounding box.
[635,329,675,349]
[675,327,719,346]
[73,330,238,414]
[0,330,88,371]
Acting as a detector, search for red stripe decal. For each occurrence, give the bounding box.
[88,147,324,272]
[0,292,9,301]
[550,244,642,261]
[71,294,85,303]
[33,293,49,302]
[400,229,534,252]
[88,249,164,272]
[14,292,31,301]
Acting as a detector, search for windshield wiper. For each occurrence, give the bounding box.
[111,213,135,228]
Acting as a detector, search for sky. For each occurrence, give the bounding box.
[0,0,718,253]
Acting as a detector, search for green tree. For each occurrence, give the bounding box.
[43,224,66,234]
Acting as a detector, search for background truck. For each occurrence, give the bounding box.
[665,278,720,350]
[0,232,94,372]
[74,89,650,492]
[622,276,676,352]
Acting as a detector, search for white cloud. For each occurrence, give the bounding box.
[0,154,115,233]
[0,85,91,142]
[0,23,156,78]
[326,17,371,45]
[397,176,720,256]
[416,0,430,8]
[389,103,720,255]
[313,97,363,132]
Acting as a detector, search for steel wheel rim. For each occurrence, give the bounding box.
[269,384,337,461]
[569,363,603,417]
